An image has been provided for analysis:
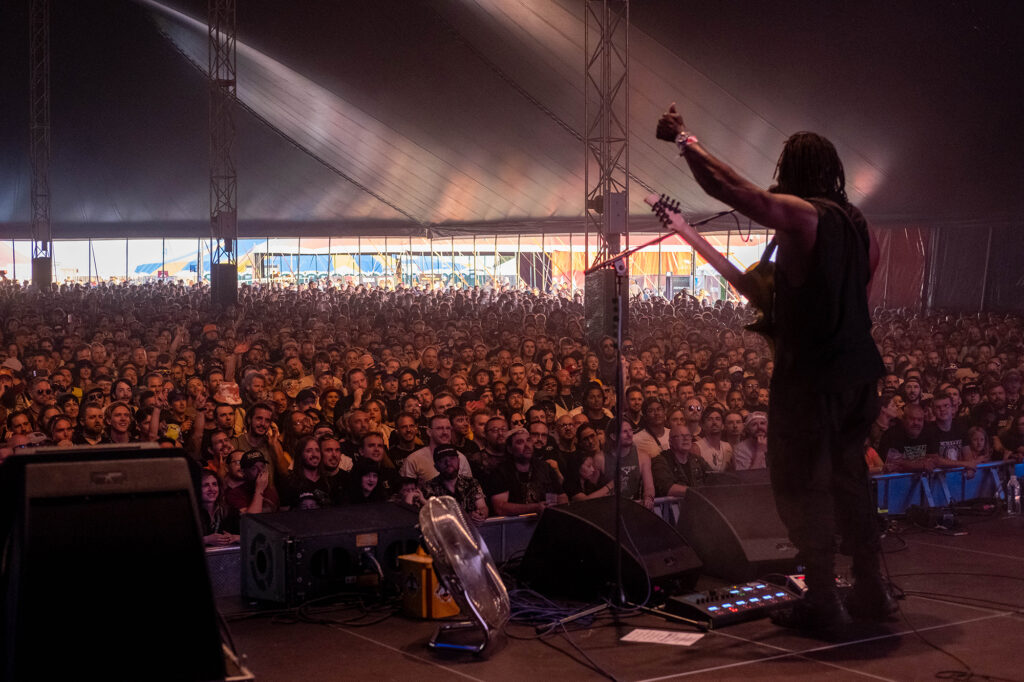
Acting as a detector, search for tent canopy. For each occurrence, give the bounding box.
[1,0,1022,239]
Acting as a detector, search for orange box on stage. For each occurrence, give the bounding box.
[397,548,460,620]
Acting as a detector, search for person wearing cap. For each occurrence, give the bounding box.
[470,415,509,484]
[223,449,280,514]
[200,323,220,346]
[488,426,567,516]
[422,445,488,525]
[900,377,923,407]
[961,382,983,413]
[399,414,472,485]
[294,388,319,415]
[379,373,401,421]
[733,412,769,470]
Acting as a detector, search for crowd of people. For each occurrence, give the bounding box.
[1,278,1022,547]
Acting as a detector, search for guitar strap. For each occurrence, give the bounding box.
[759,236,777,267]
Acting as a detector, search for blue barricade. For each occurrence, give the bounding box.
[873,460,1021,514]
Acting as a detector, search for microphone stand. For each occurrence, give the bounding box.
[550,217,728,631]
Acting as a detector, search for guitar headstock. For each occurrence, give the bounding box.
[644,192,681,230]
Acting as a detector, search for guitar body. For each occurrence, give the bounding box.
[742,259,775,343]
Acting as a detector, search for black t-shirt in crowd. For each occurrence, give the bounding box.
[486,458,563,505]
[878,427,930,463]
[924,421,968,462]
[280,472,333,509]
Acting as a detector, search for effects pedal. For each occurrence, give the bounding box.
[784,573,852,596]
[662,581,800,628]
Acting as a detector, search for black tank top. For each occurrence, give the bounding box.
[771,198,883,392]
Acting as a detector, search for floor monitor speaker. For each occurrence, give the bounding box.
[519,497,701,602]
[677,482,798,582]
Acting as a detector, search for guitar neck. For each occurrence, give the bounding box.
[647,195,750,295]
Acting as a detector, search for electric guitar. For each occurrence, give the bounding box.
[645,193,776,340]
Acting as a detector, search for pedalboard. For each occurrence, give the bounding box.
[662,581,800,628]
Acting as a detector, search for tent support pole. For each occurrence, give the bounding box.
[979,225,993,312]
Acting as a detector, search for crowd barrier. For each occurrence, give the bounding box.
[873,460,1023,514]
[207,462,1023,599]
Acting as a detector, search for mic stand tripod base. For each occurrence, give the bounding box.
[541,599,709,634]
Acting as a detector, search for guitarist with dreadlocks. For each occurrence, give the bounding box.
[656,104,894,639]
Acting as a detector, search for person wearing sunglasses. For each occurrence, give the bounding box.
[25,376,56,430]
[682,397,704,440]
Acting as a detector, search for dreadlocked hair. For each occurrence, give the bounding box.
[770,132,848,204]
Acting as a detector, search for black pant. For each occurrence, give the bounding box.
[767,380,880,595]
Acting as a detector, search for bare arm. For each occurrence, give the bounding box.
[187,394,207,456]
[149,404,163,442]
[638,450,655,509]
[656,103,817,241]
[572,479,614,501]
[242,469,269,514]
[666,483,689,497]
[490,492,544,516]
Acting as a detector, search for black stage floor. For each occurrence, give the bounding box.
[224,513,1024,681]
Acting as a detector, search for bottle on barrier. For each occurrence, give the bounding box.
[1007,474,1021,516]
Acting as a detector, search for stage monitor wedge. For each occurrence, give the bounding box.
[677,482,799,582]
[519,497,701,603]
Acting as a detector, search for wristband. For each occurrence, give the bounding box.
[676,132,699,155]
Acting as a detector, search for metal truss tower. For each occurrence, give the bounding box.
[209,0,238,304]
[29,0,53,290]
[584,0,629,262]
